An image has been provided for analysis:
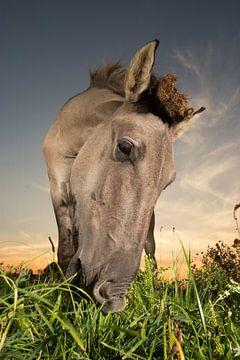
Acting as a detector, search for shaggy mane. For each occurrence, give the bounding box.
[89,63,192,126]
[90,63,126,97]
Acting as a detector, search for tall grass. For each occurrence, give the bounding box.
[0,245,239,359]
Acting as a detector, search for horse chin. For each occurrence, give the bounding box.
[102,297,126,314]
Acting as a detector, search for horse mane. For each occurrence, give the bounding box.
[90,62,126,97]
[89,63,191,127]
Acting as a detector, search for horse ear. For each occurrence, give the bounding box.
[172,107,206,140]
[125,40,159,102]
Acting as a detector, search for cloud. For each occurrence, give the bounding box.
[0,230,55,265]
[16,214,40,224]
[206,140,239,158]
[0,242,49,252]
[177,116,205,147]
[174,50,201,78]
[155,40,240,260]
[25,181,49,193]
[0,230,52,249]
[180,154,239,204]
[173,41,240,136]
[18,230,51,244]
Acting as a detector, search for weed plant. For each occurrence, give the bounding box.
[0,246,239,359]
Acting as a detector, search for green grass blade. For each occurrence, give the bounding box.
[176,233,207,336]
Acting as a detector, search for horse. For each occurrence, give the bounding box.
[43,40,205,313]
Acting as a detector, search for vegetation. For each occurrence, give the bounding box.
[193,238,240,292]
[1,238,240,360]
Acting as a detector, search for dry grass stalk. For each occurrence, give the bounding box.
[171,319,184,360]
[233,203,240,239]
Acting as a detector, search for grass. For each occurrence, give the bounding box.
[0,250,240,359]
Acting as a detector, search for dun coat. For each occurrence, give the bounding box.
[43,40,205,313]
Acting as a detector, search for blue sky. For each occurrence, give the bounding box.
[1,0,239,269]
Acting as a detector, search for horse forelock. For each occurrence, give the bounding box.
[89,63,192,127]
[90,62,126,97]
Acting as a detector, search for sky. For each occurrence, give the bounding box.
[0,0,240,272]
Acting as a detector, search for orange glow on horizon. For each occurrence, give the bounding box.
[1,253,202,279]
[1,255,54,273]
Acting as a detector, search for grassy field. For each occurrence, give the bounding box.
[0,247,240,359]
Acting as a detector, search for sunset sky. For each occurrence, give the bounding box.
[1,1,240,271]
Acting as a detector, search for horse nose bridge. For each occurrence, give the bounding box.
[102,253,140,289]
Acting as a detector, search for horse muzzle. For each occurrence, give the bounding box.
[93,279,126,313]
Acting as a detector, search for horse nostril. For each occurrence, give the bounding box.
[93,279,127,313]
[93,280,112,303]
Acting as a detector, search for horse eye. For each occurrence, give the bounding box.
[117,140,133,156]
